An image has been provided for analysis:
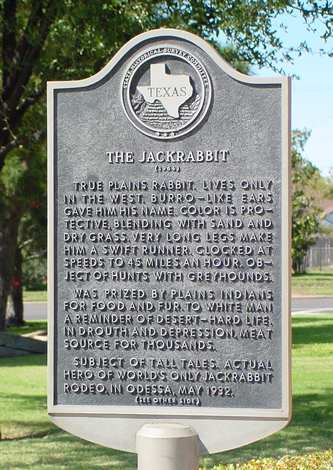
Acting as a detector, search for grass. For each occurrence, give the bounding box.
[201,314,333,467]
[0,314,332,469]
[23,290,47,302]
[0,433,137,470]
[0,355,52,440]
[7,320,47,336]
[292,266,333,296]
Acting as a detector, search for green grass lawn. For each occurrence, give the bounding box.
[292,266,333,296]
[23,290,47,302]
[0,314,332,469]
[0,354,52,440]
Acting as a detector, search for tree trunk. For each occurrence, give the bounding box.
[11,245,24,325]
[0,209,19,330]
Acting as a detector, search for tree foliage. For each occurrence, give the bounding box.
[1,1,332,166]
[292,130,322,273]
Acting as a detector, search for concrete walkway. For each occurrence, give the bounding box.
[291,296,333,314]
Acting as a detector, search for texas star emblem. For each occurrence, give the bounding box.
[137,63,193,118]
[122,46,212,139]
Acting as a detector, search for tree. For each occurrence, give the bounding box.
[0,1,332,329]
[7,142,47,326]
[292,130,321,273]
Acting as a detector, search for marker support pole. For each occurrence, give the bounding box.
[137,423,199,470]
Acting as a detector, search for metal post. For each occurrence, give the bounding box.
[137,423,199,470]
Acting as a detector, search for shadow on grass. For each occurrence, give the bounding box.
[292,389,333,430]
[0,432,137,470]
[201,389,333,468]
[293,271,333,278]
[7,321,47,336]
[292,318,333,346]
[0,391,47,411]
[0,353,46,368]
[0,391,52,439]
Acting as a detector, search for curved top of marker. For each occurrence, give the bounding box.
[47,28,288,90]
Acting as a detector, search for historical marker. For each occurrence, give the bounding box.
[48,29,291,454]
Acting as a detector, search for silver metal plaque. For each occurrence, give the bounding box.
[48,28,291,453]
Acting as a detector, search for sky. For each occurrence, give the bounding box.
[255,13,332,176]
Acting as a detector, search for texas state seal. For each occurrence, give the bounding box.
[122,45,212,140]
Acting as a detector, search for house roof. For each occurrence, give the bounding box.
[320,199,333,215]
